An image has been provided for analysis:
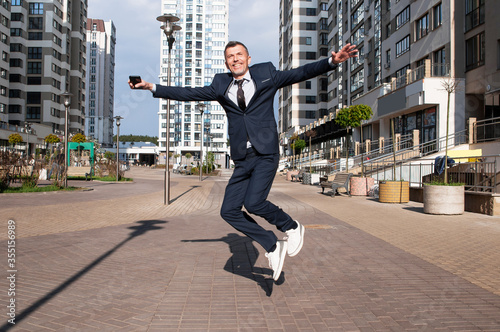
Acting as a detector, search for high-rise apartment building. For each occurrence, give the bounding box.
[279,0,331,135]
[279,0,499,159]
[0,0,87,137]
[159,0,230,167]
[85,18,116,147]
[0,1,10,120]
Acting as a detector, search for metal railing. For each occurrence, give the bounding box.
[365,155,498,194]
[474,116,500,143]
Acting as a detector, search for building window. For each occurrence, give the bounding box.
[27,77,41,85]
[305,23,316,30]
[465,0,484,32]
[28,47,42,59]
[396,6,410,30]
[305,111,315,119]
[27,107,41,119]
[395,65,410,88]
[305,52,316,60]
[305,96,316,104]
[433,48,446,76]
[9,90,21,98]
[29,17,43,29]
[10,28,22,36]
[27,92,41,104]
[27,62,42,74]
[351,5,364,29]
[11,13,23,22]
[415,13,429,40]
[29,3,43,15]
[350,69,364,91]
[466,32,485,71]
[10,43,22,52]
[320,33,328,45]
[320,18,328,30]
[28,32,42,40]
[9,74,21,82]
[306,8,316,16]
[9,105,22,113]
[498,40,500,70]
[9,58,22,67]
[395,35,410,57]
[433,3,442,29]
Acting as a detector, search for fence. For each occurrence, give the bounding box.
[364,155,498,194]
[474,116,500,143]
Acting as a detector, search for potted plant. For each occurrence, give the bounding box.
[379,118,410,203]
[335,104,374,195]
[423,79,464,215]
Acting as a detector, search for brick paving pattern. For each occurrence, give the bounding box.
[0,167,499,331]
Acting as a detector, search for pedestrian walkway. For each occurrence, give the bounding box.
[0,167,499,331]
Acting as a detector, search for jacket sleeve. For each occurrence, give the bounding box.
[153,84,217,101]
[270,58,338,89]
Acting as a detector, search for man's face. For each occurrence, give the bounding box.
[225,45,251,79]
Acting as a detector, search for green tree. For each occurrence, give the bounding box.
[71,133,87,143]
[335,104,373,174]
[44,134,61,144]
[8,133,23,145]
[185,152,192,161]
[294,139,306,155]
[205,151,215,173]
[104,151,115,159]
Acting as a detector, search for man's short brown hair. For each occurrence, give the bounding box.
[224,41,249,56]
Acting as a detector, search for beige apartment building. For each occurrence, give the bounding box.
[279,0,498,160]
[0,0,87,153]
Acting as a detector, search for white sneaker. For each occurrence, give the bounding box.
[265,240,287,281]
[285,221,305,257]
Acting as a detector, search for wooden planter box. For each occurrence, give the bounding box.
[379,181,410,203]
[350,177,375,196]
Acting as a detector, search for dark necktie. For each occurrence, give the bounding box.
[236,80,246,111]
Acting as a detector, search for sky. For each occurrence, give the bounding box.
[87,0,280,137]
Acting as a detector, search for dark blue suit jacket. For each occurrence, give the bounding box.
[153,58,337,161]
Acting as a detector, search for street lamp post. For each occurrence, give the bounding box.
[114,116,123,182]
[157,14,181,205]
[61,91,72,188]
[205,126,211,174]
[197,103,205,181]
[24,122,31,164]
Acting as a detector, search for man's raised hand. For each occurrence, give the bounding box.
[331,43,358,65]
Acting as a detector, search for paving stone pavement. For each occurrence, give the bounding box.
[0,167,499,331]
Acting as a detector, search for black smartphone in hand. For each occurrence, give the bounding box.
[129,75,141,88]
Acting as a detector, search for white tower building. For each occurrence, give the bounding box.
[159,0,230,168]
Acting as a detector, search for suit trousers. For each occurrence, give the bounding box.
[220,147,296,252]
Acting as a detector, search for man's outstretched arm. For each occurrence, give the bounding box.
[128,77,217,101]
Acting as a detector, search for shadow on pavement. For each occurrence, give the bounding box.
[182,233,279,296]
[1,220,167,331]
[402,206,425,214]
[170,185,201,204]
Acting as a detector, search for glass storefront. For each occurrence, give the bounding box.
[391,106,436,144]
